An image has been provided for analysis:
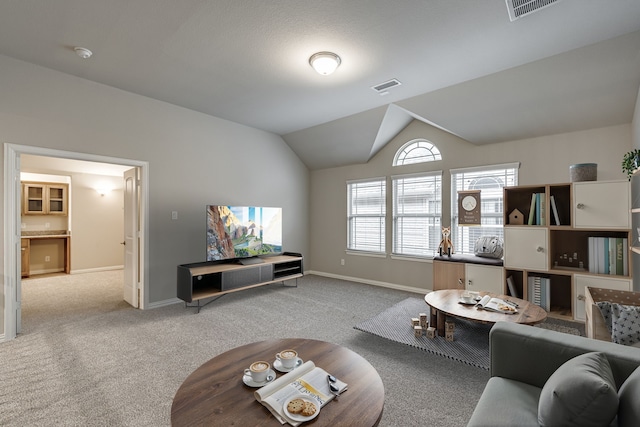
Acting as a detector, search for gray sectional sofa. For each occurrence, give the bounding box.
[467,322,640,427]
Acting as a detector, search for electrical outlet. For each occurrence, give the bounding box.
[340,259,345,266]
[45,256,50,262]
[45,222,50,229]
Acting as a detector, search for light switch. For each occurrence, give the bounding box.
[171,211,178,220]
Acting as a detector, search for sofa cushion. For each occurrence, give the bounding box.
[467,377,541,427]
[618,365,640,427]
[538,352,618,427]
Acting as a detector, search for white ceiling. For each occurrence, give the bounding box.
[2,0,640,170]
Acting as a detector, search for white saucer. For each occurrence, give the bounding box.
[282,395,321,423]
[273,357,303,373]
[242,368,276,387]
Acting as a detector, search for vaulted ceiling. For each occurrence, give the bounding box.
[2,1,640,170]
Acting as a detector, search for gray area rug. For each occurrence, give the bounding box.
[354,297,582,371]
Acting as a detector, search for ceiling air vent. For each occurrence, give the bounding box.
[372,79,402,95]
[506,0,561,21]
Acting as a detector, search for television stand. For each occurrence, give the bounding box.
[177,252,303,313]
[237,257,265,265]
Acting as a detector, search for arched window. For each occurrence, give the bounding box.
[393,139,442,166]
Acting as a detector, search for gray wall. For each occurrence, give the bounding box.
[0,54,309,336]
[309,120,633,292]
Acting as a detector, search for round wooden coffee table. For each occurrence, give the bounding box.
[171,338,384,426]
[424,289,547,336]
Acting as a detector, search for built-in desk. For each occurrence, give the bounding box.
[21,231,70,277]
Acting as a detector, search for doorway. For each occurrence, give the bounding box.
[3,144,149,342]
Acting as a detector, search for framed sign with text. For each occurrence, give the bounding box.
[458,190,481,226]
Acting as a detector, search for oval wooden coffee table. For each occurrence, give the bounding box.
[424,289,547,337]
[171,338,384,426]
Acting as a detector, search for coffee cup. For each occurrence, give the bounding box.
[275,349,298,369]
[244,361,270,383]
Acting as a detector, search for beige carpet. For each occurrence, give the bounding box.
[2,271,490,427]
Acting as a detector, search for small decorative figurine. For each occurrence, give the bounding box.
[438,226,454,256]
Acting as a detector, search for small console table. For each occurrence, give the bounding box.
[177,252,303,312]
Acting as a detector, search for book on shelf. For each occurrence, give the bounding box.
[528,193,536,225]
[587,236,628,276]
[506,275,518,298]
[254,361,347,426]
[475,295,518,314]
[527,276,550,311]
[550,195,561,225]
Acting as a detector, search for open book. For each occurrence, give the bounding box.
[254,361,348,426]
[475,295,518,314]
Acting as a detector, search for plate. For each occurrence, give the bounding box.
[242,368,276,388]
[458,298,476,305]
[282,395,320,423]
[495,302,518,313]
[273,357,303,373]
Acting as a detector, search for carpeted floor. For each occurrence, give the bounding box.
[1,271,491,427]
[354,297,583,371]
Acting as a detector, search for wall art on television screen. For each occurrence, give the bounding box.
[206,205,282,261]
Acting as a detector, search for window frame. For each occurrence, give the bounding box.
[450,162,519,255]
[346,177,387,255]
[391,171,443,258]
[393,138,442,166]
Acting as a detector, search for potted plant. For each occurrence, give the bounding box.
[622,149,640,180]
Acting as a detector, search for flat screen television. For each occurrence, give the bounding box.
[206,205,282,261]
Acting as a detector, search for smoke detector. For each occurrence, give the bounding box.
[506,0,561,21]
[74,47,92,59]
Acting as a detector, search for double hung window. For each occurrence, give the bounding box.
[450,163,519,254]
[347,178,386,254]
[392,172,442,257]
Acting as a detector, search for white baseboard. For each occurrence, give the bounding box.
[305,270,430,295]
[71,265,124,275]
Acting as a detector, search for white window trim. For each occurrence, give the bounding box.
[346,176,387,255]
[393,138,442,166]
[391,170,443,259]
[450,162,520,255]
[449,162,520,175]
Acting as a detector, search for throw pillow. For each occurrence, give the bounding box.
[611,303,640,346]
[618,366,640,427]
[596,301,613,334]
[538,352,618,427]
[473,236,503,259]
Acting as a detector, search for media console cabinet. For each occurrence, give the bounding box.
[177,252,303,312]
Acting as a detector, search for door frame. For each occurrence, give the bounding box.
[3,143,149,342]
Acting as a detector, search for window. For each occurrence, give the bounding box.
[392,172,442,257]
[450,163,519,255]
[347,178,386,254]
[393,139,442,166]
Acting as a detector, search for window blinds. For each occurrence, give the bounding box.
[347,178,386,253]
[450,163,519,254]
[392,172,442,256]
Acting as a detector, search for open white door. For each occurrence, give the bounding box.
[123,168,139,308]
[14,154,22,334]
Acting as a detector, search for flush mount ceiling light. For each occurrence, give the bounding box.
[74,47,92,59]
[309,51,341,75]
